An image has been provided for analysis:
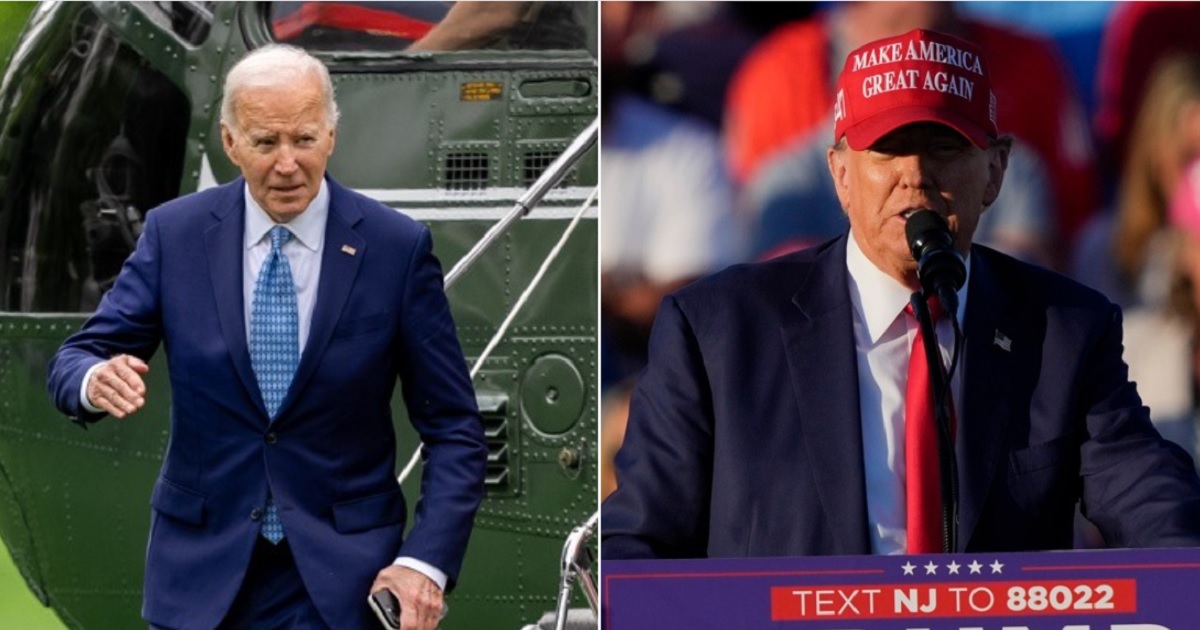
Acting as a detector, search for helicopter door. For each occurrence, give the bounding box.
[0,5,189,313]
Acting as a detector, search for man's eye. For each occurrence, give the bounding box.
[867,140,904,156]
[296,136,316,147]
[253,138,275,148]
[868,147,902,159]
[930,142,963,156]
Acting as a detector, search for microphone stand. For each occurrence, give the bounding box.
[909,291,959,553]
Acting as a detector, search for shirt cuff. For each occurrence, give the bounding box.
[80,362,106,414]
[392,556,447,592]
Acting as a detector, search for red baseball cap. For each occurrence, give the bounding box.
[833,28,997,150]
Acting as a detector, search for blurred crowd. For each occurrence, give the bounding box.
[600,1,1200,498]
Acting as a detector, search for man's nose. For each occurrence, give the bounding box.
[896,153,934,190]
[274,144,298,175]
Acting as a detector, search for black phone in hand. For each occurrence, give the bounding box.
[369,589,401,629]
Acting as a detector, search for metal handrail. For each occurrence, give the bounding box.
[397,186,596,485]
[553,510,599,630]
[397,118,598,486]
[444,117,598,289]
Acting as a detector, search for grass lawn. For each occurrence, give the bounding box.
[0,3,34,60]
[0,543,68,630]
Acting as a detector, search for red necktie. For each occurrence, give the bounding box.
[904,300,954,554]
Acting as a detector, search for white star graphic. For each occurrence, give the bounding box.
[990,560,1005,574]
[946,561,961,575]
[968,560,983,574]
[901,561,916,576]
[924,561,939,575]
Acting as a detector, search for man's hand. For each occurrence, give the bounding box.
[371,565,444,630]
[86,355,149,419]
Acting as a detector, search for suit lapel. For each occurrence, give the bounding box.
[782,236,871,555]
[276,179,365,419]
[204,178,267,417]
[957,247,1018,550]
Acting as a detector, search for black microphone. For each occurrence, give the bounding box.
[905,210,965,314]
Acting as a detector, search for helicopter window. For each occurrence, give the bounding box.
[0,8,189,313]
[268,2,591,54]
[160,1,216,46]
[140,1,215,46]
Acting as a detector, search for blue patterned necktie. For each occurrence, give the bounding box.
[250,225,298,544]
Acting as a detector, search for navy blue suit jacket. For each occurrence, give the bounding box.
[603,235,1200,559]
[48,177,487,630]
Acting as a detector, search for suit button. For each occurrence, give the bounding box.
[250,507,262,522]
[264,432,277,444]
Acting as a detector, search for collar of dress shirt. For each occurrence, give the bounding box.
[243,178,329,252]
[845,232,970,344]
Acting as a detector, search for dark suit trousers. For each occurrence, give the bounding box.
[151,538,333,630]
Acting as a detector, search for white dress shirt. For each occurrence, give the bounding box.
[86,180,446,590]
[845,234,968,555]
[242,182,326,351]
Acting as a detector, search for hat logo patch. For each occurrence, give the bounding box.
[851,40,984,75]
[860,70,975,101]
[853,40,983,102]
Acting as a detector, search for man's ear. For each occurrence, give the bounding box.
[982,138,1011,208]
[827,145,851,212]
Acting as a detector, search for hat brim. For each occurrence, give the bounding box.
[841,105,991,151]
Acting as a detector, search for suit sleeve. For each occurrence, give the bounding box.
[602,294,714,559]
[1080,304,1200,546]
[393,226,487,590]
[46,211,164,425]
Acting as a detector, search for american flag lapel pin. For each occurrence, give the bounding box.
[993,330,1012,352]
[341,244,357,256]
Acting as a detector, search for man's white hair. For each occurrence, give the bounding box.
[220,44,340,131]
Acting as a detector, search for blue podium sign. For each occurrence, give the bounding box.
[603,548,1200,629]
